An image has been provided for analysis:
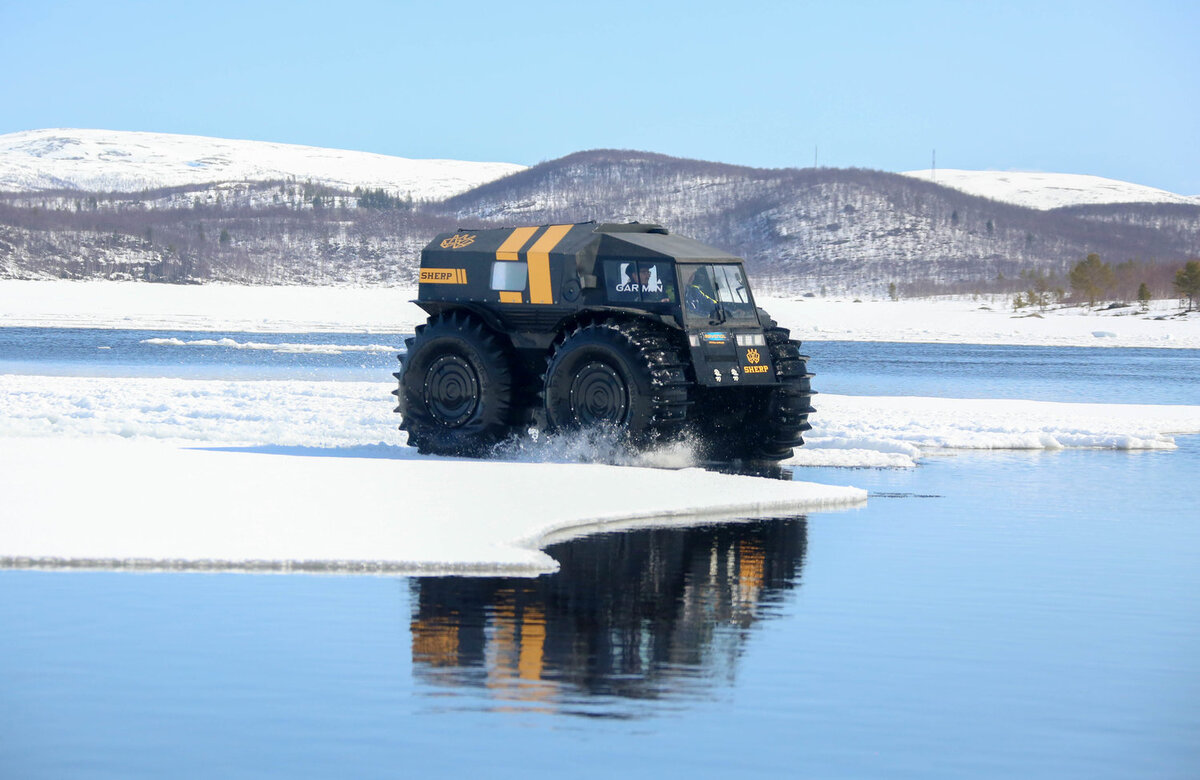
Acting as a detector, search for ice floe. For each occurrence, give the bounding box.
[0,438,864,576]
[140,337,396,355]
[793,394,1200,468]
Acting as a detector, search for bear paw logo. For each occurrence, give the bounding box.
[746,348,761,365]
[440,233,476,249]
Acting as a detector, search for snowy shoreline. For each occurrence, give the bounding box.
[2,279,1197,349]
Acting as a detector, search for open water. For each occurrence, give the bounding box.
[2,329,1198,778]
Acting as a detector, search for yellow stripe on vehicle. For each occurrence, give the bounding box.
[496,226,539,261]
[499,291,522,304]
[527,224,572,304]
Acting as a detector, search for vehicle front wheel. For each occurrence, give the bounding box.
[542,321,689,443]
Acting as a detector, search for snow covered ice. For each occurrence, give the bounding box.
[3,370,1199,573]
[0,372,866,575]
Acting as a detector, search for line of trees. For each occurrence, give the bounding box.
[1066,252,1200,309]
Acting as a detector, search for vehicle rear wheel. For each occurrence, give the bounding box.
[393,312,523,456]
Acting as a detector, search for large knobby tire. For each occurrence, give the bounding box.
[393,312,522,456]
[542,320,690,444]
[752,311,816,460]
[698,310,815,462]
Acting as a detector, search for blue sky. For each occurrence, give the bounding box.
[2,1,1197,193]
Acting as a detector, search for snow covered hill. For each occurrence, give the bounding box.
[3,138,1198,292]
[441,151,1200,293]
[0,129,526,200]
[901,168,1200,210]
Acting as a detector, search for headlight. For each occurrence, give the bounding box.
[736,333,766,346]
[688,334,700,347]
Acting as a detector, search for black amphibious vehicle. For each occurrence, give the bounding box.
[393,222,814,460]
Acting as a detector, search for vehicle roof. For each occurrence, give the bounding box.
[423,222,743,264]
[602,231,742,262]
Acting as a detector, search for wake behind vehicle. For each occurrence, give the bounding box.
[393,221,814,460]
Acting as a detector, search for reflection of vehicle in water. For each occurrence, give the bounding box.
[410,518,808,712]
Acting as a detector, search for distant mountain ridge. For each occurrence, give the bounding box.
[1,134,1197,294]
[2,128,1196,211]
[0,129,526,200]
[437,149,1200,291]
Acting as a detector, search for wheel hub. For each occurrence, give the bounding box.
[424,354,479,426]
[568,361,628,426]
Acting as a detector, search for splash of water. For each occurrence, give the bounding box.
[490,428,700,470]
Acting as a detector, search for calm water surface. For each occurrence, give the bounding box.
[2,329,1198,778]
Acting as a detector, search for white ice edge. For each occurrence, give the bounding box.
[2,501,865,579]
[0,439,865,577]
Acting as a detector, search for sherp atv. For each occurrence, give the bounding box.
[392,222,814,460]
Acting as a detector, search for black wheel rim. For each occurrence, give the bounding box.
[568,361,628,427]
[424,354,479,426]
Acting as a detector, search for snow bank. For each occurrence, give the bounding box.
[793,394,1200,468]
[0,438,864,576]
[3,280,1197,349]
[775,297,1200,350]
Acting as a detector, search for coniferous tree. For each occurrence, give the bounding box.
[1174,260,1200,311]
[1069,253,1113,307]
[1137,282,1152,311]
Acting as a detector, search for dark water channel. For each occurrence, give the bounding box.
[2,330,1199,777]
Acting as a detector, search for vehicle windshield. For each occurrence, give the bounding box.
[679,263,757,326]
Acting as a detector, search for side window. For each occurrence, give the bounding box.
[640,261,676,303]
[490,261,528,291]
[604,260,642,303]
[604,260,677,303]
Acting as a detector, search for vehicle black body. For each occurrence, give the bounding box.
[394,222,814,459]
